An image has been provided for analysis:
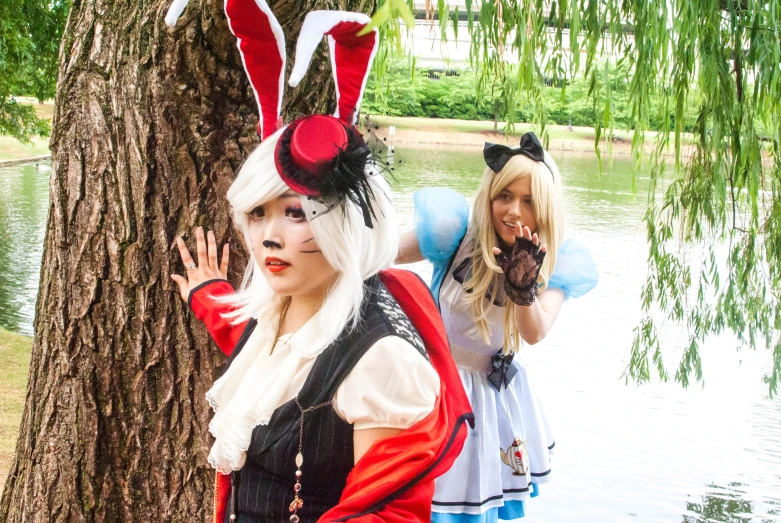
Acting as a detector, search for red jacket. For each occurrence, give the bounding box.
[189,269,473,523]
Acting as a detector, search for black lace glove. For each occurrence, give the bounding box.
[495,236,546,306]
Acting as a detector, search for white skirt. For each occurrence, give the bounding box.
[432,358,554,515]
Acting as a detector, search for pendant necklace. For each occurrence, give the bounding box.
[289,398,333,522]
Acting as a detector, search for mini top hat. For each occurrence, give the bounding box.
[276,115,349,194]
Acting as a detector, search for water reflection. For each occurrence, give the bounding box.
[0,162,49,336]
[682,482,781,522]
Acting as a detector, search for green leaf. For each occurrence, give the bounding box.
[390,0,416,29]
[359,2,392,36]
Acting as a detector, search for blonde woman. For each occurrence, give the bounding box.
[397,133,598,522]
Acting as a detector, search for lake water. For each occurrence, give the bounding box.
[0,162,49,336]
[1,147,779,521]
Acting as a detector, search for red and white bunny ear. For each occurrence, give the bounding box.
[289,11,378,126]
[224,0,285,139]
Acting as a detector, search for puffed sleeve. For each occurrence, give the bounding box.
[547,238,599,300]
[414,187,469,265]
[333,336,440,431]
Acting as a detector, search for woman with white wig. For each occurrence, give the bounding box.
[167,3,473,523]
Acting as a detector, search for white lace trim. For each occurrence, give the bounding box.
[205,306,354,473]
[207,404,270,473]
[205,390,220,413]
[205,317,308,473]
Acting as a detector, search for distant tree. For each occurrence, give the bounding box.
[0,0,69,141]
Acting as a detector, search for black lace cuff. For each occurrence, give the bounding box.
[504,279,539,306]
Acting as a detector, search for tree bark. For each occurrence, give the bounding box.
[0,0,374,521]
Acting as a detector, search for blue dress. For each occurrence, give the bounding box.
[413,187,598,522]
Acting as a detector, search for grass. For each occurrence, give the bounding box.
[369,115,609,143]
[13,97,54,121]
[370,116,500,133]
[1,100,699,161]
[0,328,31,491]
[0,135,51,161]
[366,116,707,161]
[0,99,53,161]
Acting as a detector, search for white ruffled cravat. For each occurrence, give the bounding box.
[205,308,328,474]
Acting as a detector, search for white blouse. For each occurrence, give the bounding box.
[276,333,440,430]
[206,306,440,473]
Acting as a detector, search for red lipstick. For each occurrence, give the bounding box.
[265,257,290,273]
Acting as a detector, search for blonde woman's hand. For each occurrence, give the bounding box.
[492,222,547,306]
[491,222,547,258]
[170,227,230,303]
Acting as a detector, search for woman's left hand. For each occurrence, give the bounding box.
[492,222,547,306]
[170,226,230,303]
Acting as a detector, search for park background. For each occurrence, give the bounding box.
[1,0,780,521]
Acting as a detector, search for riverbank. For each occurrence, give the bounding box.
[0,99,52,162]
[369,116,696,157]
[0,328,30,491]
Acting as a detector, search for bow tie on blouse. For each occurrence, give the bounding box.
[487,351,518,391]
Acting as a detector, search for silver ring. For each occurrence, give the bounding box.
[185,262,197,271]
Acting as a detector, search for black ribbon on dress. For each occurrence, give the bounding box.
[487,350,518,391]
[483,132,554,178]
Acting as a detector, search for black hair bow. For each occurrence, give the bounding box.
[483,132,553,177]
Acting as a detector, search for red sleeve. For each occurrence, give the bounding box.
[214,472,231,523]
[325,477,435,523]
[188,279,248,356]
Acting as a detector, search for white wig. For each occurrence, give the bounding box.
[223,127,399,347]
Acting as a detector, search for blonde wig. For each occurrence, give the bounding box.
[463,152,564,353]
[221,127,399,348]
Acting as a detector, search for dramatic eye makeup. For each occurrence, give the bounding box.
[248,205,264,219]
[285,206,306,220]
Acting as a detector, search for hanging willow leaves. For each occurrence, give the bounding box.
[373,0,781,396]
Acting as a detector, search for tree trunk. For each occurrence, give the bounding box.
[0,0,374,520]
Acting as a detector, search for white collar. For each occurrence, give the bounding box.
[283,307,330,359]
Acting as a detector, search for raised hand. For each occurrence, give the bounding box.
[492,222,547,306]
[170,226,230,303]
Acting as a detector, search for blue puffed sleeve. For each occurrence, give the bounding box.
[547,239,599,300]
[414,188,469,264]
[414,188,469,302]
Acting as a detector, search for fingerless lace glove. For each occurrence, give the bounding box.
[495,236,546,306]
